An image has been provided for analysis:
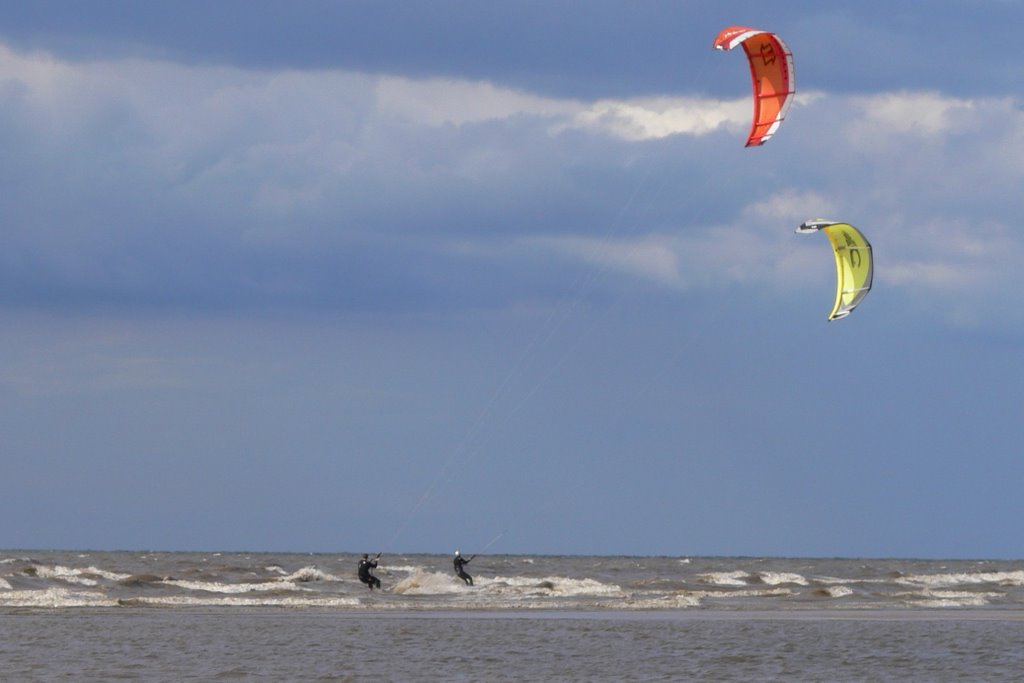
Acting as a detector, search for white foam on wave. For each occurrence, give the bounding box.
[757,572,809,586]
[32,565,97,586]
[0,577,12,590]
[281,566,343,583]
[117,595,361,608]
[890,588,1002,608]
[391,570,466,595]
[31,564,132,586]
[161,578,306,594]
[625,593,702,609]
[81,565,133,582]
[821,585,854,598]
[899,570,1024,588]
[377,563,418,575]
[916,598,988,608]
[0,587,114,608]
[926,589,1001,600]
[698,571,750,587]
[815,575,888,586]
[391,570,624,599]
[491,575,624,598]
[695,587,793,601]
[916,591,997,608]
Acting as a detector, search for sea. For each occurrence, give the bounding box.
[3,551,1024,681]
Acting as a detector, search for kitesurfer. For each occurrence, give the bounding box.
[453,550,474,586]
[358,553,381,590]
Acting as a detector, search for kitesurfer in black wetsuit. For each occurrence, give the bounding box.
[358,553,381,590]
[453,550,474,586]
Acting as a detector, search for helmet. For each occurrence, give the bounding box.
[455,550,461,556]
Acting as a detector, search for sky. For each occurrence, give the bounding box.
[2,1,1023,559]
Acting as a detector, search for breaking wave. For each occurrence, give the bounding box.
[3,553,1024,611]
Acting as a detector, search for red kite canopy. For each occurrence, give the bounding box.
[713,26,795,147]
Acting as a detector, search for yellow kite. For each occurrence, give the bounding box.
[796,219,873,321]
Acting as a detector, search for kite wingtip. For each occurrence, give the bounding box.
[796,218,834,233]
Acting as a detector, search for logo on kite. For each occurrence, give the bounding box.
[713,26,795,147]
[796,220,873,321]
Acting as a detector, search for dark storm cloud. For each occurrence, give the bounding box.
[1,1,1021,98]
[3,2,1024,325]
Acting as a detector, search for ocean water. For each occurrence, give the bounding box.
[3,551,1024,680]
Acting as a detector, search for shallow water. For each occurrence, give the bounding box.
[4,609,1024,681]
[4,551,1024,679]
[4,551,1023,610]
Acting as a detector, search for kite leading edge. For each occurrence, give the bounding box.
[796,219,874,321]
[713,26,795,147]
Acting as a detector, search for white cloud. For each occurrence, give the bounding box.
[375,74,759,142]
[849,91,977,137]
[4,41,1024,328]
[562,92,825,142]
[881,217,1016,291]
[884,260,973,289]
[375,76,578,126]
[564,97,748,141]
[739,189,837,227]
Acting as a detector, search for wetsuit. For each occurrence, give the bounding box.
[454,554,473,586]
[358,556,381,589]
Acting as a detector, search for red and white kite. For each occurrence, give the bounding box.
[713,26,795,147]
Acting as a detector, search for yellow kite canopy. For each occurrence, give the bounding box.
[796,219,873,321]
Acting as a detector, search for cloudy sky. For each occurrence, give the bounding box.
[2,1,1023,558]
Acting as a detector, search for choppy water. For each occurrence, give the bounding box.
[3,551,1024,680]
[5,551,1024,610]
